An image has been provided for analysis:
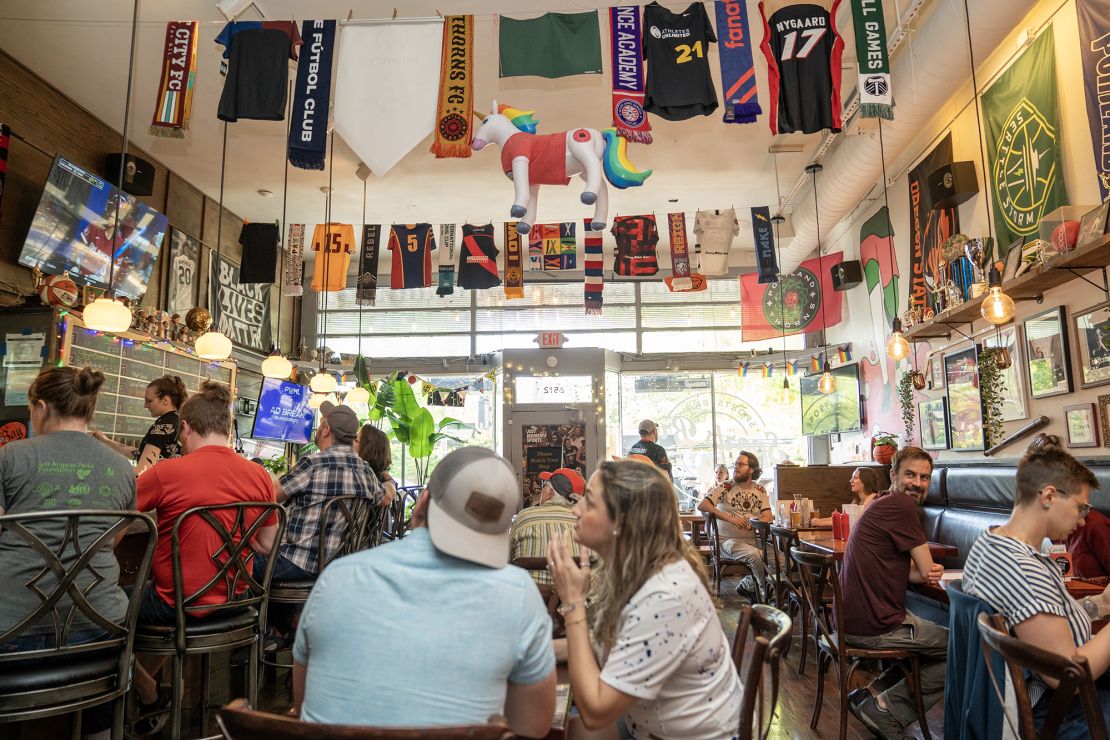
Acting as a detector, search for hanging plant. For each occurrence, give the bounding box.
[978,346,1006,449]
[898,370,916,444]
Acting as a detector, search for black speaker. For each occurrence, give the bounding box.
[927,161,979,211]
[831,260,863,291]
[104,153,155,196]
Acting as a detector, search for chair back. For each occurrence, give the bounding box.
[732,604,792,740]
[391,486,423,540]
[749,518,773,567]
[769,526,801,603]
[217,698,516,739]
[315,495,379,574]
[790,548,844,658]
[976,613,1110,740]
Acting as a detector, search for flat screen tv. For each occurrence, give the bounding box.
[799,363,863,435]
[251,378,314,444]
[19,156,167,299]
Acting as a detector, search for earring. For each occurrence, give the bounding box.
[1044,503,1052,510]
[612,528,620,536]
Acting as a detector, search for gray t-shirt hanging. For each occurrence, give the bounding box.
[0,431,135,640]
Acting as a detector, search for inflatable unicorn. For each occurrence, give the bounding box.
[471,101,652,235]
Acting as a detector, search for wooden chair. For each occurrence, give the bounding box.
[732,604,792,740]
[790,547,933,740]
[769,525,823,675]
[749,518,775,603]
[704,514,754,596]
[216,698,516,739]
[977,613,1110,740]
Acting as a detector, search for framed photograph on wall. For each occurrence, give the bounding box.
[1077,201,1110,250]
[1001,237,1025,282]
[1064,404,1100,448]
[945,346,985,451]
[1073,301,1110,389]
[919,397,949,450]
[1024,306,1072,399]
[927,354,945,391]
[983,325,1028,421]
[165,228,201,319]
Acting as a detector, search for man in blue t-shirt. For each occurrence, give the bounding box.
[293,447,556,735]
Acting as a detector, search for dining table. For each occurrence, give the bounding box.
[797,531,960,562]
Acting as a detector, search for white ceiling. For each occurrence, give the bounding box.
[0,0,904,245]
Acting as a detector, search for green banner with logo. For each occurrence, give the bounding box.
[983,29,1068,248]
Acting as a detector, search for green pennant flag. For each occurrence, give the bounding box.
[499,11,603,79]
[983,29,1068,248]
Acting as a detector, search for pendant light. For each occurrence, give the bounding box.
[345,171,371,405]
[311,131,337,393]
[195,123,233,360]
[807,163,836,394]
[85,0,141,334]
[886,317,911,361]
[870,119,912,362]
[263,83,295,379]
[980,265,1015,324]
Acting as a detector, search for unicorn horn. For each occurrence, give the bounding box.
[472,110,486,119]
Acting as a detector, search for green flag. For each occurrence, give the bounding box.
[499,11,603,79]
[983,29,1068,247]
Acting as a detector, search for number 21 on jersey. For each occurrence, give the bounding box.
[675,40,704,64]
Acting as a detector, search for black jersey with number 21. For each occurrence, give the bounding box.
[642,2,718,121]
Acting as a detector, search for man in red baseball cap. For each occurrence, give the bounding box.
[510,467,586,585]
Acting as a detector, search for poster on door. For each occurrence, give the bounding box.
[521,423,586,506]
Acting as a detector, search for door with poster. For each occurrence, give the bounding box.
[511,410,595,509]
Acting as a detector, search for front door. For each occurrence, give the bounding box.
[509,409,595,508]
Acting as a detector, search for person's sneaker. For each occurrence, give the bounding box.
[851,695,904,740]
[129,686,171,737]
[847,688,869,714]
[735,576,759,602]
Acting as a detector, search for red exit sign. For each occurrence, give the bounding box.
[536,332,566,348]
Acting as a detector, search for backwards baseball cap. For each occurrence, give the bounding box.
[426,447,521,568]
[639,419,658,436]
[319,401,359,444]
[539,467,586,497]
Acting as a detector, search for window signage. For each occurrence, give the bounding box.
[514,375,593,404]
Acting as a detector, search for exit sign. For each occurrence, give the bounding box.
[536,332,567,348]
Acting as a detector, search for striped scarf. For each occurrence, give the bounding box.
[149,21,198,138]
[584,223,604,314]
[283,223,304,296]
[504,223,525,299]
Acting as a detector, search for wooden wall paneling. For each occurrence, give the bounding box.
[774,463,890,520]
[166,173,204,239]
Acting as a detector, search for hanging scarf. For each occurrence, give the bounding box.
[283,223,304,296]
[851,0,893,119]
[437,223,456,296]
[664,212,706,292]
[504,223,525,299]
[751,206,779,283]
[357,224,380,305]
[608,6,652,144]
[149,21,198,138]
[0,124,8,224]
[289,20,335,169]
[583,223,604,314]
[714,1,761,124]
[431,16,474,158]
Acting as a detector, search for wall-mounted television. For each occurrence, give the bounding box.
[251,378,314,444]
[799,363,863,435]
[19,156,167,299]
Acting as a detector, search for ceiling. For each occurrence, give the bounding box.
[0,0,909,246]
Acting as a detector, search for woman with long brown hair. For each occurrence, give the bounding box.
[548,459,742,739]
[94,375,188,473]
[356,424,396,506]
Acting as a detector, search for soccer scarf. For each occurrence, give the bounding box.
[851,0,893,119]
[504,223,525,299]
[608,6,652,143]
[289,20,335,170]
[149,22,198,138]
[528,223,576,271]
[432,16,474,158]
[356,224,380,305]
[714,2,761,124]
[437,224,456,296]
[751,206,780,283]
[583,224,604,314]
[283,223,304,296]
[664,213,707,292]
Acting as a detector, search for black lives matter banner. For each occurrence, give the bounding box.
[209,252,271,351]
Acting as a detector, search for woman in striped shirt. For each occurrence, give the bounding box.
[964,435,1110,739]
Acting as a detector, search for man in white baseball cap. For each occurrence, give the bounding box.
[292,447,555,734]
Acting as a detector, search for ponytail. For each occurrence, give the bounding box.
[148,375,188,409]
[28,366,105,422]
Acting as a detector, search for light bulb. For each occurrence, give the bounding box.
[194,330,233,360]
[307,392,326,409]
[260,353,293,379]
[886,317,910,361]
[818,362,837,394]
[346,386,370,404]
[83,297,132,333]
[980,287,1015,325]
[310,373,337,393]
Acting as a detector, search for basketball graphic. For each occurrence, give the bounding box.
[40,275,78,306]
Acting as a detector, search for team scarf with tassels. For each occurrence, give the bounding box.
[356,224,380,305]
[714,1,761,124]
[149,22,198,138]
[437,224,456,296]
[583,223,604,314]
[289,20,335,170]
[504,223,525,299]
[432,16,474,158]
[663,212,706,292]
[851,0,893,119]
[608,6,652,144]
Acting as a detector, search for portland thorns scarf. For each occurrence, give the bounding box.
[283,223,304,296]
[583,223,604,314]
[851,0,893,119]
[714,1,761,124]
[356,224,380,305]
[664,213,706,292]
[437,224,456,296]
[149,22,198,138]
[608,7,652,144]
[289,20,335,170]
[504,223,525,299]
[432,16,474,158]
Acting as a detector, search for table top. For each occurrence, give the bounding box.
[798,532,959,562]
[913,570,1105,609]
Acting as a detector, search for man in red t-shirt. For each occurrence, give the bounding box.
[840,446,946,739]
[1068,507,1110,578]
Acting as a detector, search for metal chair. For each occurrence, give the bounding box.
[389,486,423,540]
[132,502,286,740]
[0,510,156,739]
[977,612,1110,740]
[732,604,792,740]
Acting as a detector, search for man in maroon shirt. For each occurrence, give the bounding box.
[841,446,946,739]
[1067,507,1110,578]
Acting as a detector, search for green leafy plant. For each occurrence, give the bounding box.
[872,431,898,448]
[978,346,1006,449]
[897,371,916,444]
[260,456,289,476]
[387,374,465,485]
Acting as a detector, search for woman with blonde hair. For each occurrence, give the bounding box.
[548,459,742,739]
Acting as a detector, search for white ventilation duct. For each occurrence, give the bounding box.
[779,0,1038,273]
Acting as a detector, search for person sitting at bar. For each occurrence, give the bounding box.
[811,467,880,526]
[1067,505,1110,578]
[698,450,774,602]
[841,446,946,740]
[548,458,742,739]
[965,434,1110,738]
[293,447,555,736]
[93,375,188,474]
[355,423,396,507]
[509,467,585,585]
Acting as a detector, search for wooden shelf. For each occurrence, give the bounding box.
[904,232,1110,340]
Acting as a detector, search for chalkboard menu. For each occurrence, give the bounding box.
[64,317,236,442]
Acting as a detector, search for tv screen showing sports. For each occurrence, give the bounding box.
[251,378,314,444]
[799,363,863,436]
[18,156,167,299]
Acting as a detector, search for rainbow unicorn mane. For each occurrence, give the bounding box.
[499,104,538,134]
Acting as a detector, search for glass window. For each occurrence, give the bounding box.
[326,334,472,358]
[475,305,636,332]
[514,375,593,404]
[475,331,636,354]
[711,372,806,490]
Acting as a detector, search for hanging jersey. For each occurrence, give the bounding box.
[310,223,355,292]
[758,0,844,135]
[694,209,740,275]
[642,2,718,121]
[388,224,436,289]
[612,215,660,276]
[457,224,501,290]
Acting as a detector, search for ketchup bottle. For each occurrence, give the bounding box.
[842,516,852,539]
[832,511,843,540]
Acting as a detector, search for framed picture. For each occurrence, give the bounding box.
[945,346,985,451]
[919,397,949,450]
[1073,301,1110,389]
[1077,201,1110,250]
[1024,306,1072,399]
[983,325,1028,421]
[1064,404,1100,448]
[165,227,201,319]
[1015,240,1043,278]
[927,354,945,391]
[1001,237,1025,282]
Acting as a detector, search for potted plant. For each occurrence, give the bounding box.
[871,431,898,465]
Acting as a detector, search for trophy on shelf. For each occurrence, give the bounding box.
[964,236,993,298]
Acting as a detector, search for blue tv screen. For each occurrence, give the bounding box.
[251,378,314,444]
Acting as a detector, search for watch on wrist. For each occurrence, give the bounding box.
[557,601,584,617]
[1082,596,1101,620]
